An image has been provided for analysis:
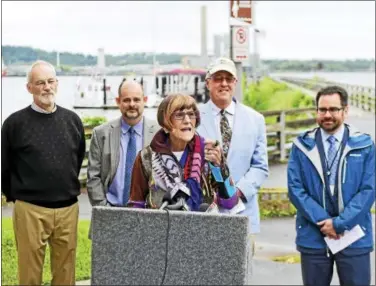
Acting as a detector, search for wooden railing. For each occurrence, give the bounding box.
[79,107,317,186]
[278,76,375,113]
[261,107,316,162]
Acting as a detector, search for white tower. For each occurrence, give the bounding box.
[56,51,60,69]
[97,48,106,74]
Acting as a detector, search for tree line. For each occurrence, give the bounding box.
[2,45,375,72]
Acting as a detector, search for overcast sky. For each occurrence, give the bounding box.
[2,1,375,60]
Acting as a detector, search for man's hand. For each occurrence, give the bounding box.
[204,139,222,166]
[317,218,342,240]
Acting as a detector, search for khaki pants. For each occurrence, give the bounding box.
[13,200,79,286]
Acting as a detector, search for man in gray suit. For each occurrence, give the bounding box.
[87,80,158,208]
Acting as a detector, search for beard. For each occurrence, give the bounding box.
[38,93,56,107]
[318,118,341,133]
[124,108,141,120]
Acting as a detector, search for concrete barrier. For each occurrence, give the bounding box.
[91,207,251,285]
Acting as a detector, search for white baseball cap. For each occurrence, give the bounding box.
[205,57,237,80]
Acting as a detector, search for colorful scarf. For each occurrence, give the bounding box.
[150,129,205,210]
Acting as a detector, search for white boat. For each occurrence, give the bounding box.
[145,92,163,108]
[73,72,116,109]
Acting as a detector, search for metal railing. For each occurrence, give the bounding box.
[278,76,375,113]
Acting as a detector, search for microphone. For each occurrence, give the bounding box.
[198,203,210,212]
[198,202,219,213]
[166,197,190,211]
[159,192,173,210]
[159,191,190,211]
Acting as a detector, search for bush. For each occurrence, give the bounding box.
[243,77,314,112]
[1,218,91,285]
[81,116,107,127]
[258,188,297,219]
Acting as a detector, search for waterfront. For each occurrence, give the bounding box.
[270,71,375,87]
[1,72,374,124]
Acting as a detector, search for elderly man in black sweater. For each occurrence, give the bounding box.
[1,60,85,285]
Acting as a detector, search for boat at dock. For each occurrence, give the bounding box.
[73,66,209,110]
[155,68,209,103]
[73,74,163,110]
[73,73,116,109]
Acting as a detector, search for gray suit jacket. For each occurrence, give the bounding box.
[86,116,159,206]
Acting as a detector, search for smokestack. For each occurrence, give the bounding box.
[97,48,106,72]
[200,6,207,57]
[56,51,60,68]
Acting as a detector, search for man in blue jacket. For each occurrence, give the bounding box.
[288,85,375,286]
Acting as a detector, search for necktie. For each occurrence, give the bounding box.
[123,127,137,205]
[220,109,232,158]
[327,135,339,185]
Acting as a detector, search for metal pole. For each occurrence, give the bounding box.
[235,62,243,102]
[229,1,233,60]
[229,2,243,102]
[252,1,258,84]
[103,78,107,106]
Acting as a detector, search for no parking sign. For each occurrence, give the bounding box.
[232,26,249,63]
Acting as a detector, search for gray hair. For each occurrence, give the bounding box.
[26,60,57,83]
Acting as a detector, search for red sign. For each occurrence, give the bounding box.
[230,0,252,24]
[236,28,246,44]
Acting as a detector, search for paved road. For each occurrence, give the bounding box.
[252,216,376,285]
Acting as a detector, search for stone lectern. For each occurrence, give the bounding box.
[91,207,251,285]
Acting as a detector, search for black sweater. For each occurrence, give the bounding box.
[1,105,86,208]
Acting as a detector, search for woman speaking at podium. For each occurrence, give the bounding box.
[127,94,244,213]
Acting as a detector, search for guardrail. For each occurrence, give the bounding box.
[79,107,316,186]
[278,76,375,113]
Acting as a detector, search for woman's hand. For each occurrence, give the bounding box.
[204,139,222,166]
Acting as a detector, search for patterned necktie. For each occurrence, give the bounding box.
[327,135,339,185]
[220,109,232,158]
[123,127,137,205]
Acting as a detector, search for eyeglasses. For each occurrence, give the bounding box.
[172,111,197,121]
[317,107,344,115]
[210,76,236,84]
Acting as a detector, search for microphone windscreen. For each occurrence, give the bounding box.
[198,203,210,212]
[162,191,173,202]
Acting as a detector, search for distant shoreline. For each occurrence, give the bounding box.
[2,70,375,78]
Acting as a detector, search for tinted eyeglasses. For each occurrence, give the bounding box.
[172,111,198,120]
[317,107,344,115]
[210,76,236,84]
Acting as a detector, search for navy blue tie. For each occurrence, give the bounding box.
[123,127,137,205]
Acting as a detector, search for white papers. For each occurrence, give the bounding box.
[324,225,365,254]
[220,199,246,214]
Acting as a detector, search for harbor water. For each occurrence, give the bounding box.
[1,72,374,124]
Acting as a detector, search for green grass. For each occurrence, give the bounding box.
[272,254,301,264]
[1,218,91,285]
[243,77,315,115]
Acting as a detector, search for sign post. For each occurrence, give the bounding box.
[229,0,252,102]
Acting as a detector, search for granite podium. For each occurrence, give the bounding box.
[91,207,251,285]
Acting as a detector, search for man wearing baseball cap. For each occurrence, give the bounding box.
[197,57,269,264]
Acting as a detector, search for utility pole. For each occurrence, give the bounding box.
[229,1,243,102]
[251,1,258,84]
[229,1,252,102]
